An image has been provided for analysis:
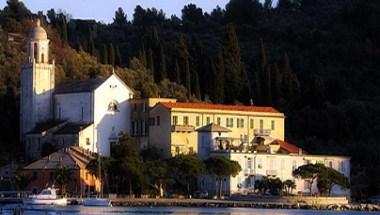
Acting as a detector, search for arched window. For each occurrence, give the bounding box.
[34,43,38,62]
[108,100,119,112]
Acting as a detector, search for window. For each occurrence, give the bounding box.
[108,100,119,112]
[260,119,264,130]
[183,116,189,125]
[149,117,155,126]
[85,173,89,180]
[86,138,90,146]
[196,116,200,126]
[257,158,262,169]
[175,146,180,155]
[250,119,254,129]
[241,119,244,128]
[134,103,137,111]
[247,158,252,169]
[173,116,178,125]
[142,103,146,112]
[271,120,275,130]
[231,118,234,127]
[156,116,160,126]
[58,107,61,119]
[189,147,194,154]
[206,117,210,124]
[217,117,221,125]
[237,118,240,128]
[41,53,45,63]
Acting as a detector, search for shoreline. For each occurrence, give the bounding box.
[108,198,380,212]
[1,197,379,212]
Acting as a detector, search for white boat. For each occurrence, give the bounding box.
[23,188,67,206]
[82,198,111,207]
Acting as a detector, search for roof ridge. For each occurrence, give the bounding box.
[159,102,281,114]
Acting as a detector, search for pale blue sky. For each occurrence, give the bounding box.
[0,0,230,23]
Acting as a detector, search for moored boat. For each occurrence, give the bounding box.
[23,188,67,206]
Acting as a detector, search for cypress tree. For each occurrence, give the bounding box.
[138,44,147,67]
[263,64,272,105]
[158,44,167,81]
[223,23,243,103]
[174,59,181,84]
[60,15,68,43]
[109,43,115,66]
[102,44,108,65]
[214,49,225,104]
[88,36,97,57]
[147,48,155,79]
[193,72,201,100]
[175,35,191,96]
[271,63,282,105]
[115,45,122,66]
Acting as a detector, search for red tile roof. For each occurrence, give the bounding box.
[272,139,301,154]
[159,102,281,114]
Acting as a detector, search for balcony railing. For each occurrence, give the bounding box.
[171,125,195,132]
[254,129,271,136]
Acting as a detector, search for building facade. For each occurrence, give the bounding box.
[22,146,100,195]
[21,21,134,160]
[149,102,285,157]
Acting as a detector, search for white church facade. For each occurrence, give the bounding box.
[21,21,133,160]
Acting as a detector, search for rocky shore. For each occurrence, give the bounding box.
[108,198,380,212]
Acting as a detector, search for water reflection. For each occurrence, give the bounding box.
[2,206,380,215]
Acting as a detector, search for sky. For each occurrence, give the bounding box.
[0,0,230,23]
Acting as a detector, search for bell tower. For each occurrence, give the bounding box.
[20,20,55,141]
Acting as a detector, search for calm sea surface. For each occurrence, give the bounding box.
[1,205,380,215]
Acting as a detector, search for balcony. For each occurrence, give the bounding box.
[171,125,195,132]
[254,129,271,136]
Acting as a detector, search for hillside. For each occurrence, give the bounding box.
[0,0,379,199]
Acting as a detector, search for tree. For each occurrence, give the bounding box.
[167,154,205,197]
[101,44,108,64]
[175,35,191,97]
[293,163,325,194]
[223,23,244,103]
[55,166,72,195]
[110,135,144,196]
[213,49,225,103]
[317,166,350,196]
[108,43,115,66]
[14,173,31,191]
[181,4,204,26]
[113,7,127,26]
[205,156,241,198]
[115,45,122,66]
[283,179,296,195]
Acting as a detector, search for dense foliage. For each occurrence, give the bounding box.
[0,0,379,199]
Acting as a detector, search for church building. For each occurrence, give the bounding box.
[20,20,133,160]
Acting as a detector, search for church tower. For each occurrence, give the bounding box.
[20,20,55,140]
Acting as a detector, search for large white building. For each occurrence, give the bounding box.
[21,21,133,160]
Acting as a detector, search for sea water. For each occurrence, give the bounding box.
[1,205,380,215]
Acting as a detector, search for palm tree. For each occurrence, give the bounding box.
[283,179,296,195]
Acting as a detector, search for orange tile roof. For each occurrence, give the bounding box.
[159,102,281,114]
[273,139,301,154]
